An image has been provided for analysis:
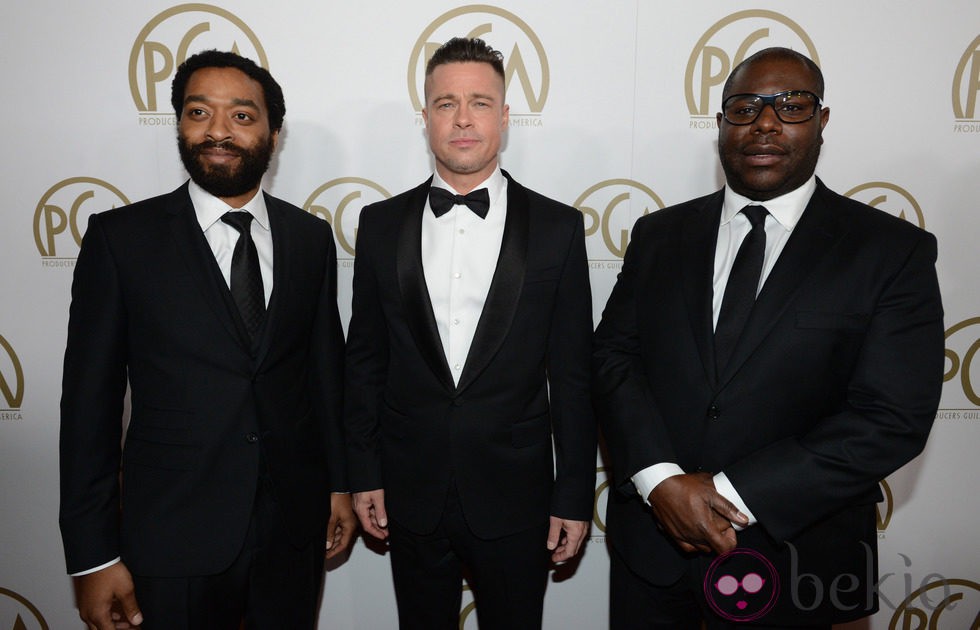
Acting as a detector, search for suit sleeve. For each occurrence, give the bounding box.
[726,231,944,542]
[343,205,389,492]
[546,214,598,520]
[312,221,348,492]
[59,213,128,574]
[592,218,680,493]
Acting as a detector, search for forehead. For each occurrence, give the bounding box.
[425,62,504,97]
[184,66,266,109]
[728,57,818,95]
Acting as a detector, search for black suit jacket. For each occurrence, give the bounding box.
[344,171,596,538]
[59,183,346,577]
[593,180,944,623]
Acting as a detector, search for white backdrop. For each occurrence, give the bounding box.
[1,2,978,628]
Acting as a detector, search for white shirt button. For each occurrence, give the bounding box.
[453,363,461,371]
[453,272,461,279]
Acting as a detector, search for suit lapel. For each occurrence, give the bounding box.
[681,190,724,389]
[717,181,844,385]
[167,183,247,348]
[456,171,529,393]
[396,178,456,391]
[252,193,288,368]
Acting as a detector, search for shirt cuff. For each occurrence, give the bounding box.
[632,463,685,504]
[713,471,757,530]
[70,557,120,577]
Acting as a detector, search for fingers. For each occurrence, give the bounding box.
[545,516,563,551]
[352,490,389,540]
[116,589,143,628]
[548,518,590,563]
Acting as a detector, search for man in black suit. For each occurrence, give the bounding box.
[344,38,596,629]
[593,47,944,628]
[59,50,356,630]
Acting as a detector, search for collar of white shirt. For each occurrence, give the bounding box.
[721,175,817,233]
[429,166,507,216]
[187,179,271,233]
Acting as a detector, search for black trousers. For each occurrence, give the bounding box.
[131,476,326,630]
[388,483,550,630]
[610,547,830,630]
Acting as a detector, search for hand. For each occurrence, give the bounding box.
[352,489,389,540]
[72,562,143,630]
[647,472,747,555]
[325,493,359,559]
[547,516,589,563]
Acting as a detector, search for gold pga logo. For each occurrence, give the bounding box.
[944,317,980,408]
[888,578,980,630]
[876,479,893,533]
[952,34,980,131]
[408,5,549,124]
[459,583,477,629]
[0,336,25,413]
[34,178,130,264]
[0,587,48,629]
[593,466,610,536]
[129,3,267,120]
[685,10,819,129]
[574,179,665,260]
[302,178,391,260]
[844,182,925,229]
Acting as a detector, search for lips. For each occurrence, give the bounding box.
[743,144,787,166]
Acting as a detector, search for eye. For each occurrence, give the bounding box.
[233,112,254,122]
[187,107,207,117]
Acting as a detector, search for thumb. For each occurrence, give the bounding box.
[374,498,389,528]
[118,589,143,627]
[546,517,562,550]
[712,494,748,526]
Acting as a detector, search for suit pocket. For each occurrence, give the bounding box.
[124,406,200,470]
[796,311,869,331]
[523,265,561,284]
[512,412,551,448]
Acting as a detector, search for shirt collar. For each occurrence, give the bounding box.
[188,179,270,232]
[431,165,506,210]
[721,175,816,232]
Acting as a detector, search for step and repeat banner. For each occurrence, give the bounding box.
[1,2,978,628]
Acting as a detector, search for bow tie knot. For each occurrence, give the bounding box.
[429,186,490,219]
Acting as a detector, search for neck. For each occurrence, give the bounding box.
[435,161,498,195]
[216,185,261,209]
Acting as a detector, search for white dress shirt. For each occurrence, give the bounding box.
[71,180,276,577]
[631,176,817,529]
[422,167,507,384]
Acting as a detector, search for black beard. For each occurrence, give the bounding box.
[178,134,274,198]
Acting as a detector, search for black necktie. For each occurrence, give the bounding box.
[221,211,265,342]
[715,205,768,374]
[429,187,490,219]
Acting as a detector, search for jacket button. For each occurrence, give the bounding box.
[245,432,259,443]
[707,405,720,420]
[452,397,464,407]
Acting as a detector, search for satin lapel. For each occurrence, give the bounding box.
[167,183,247,347]
[717,182,843,385]
[252,194,287,369]
[456,173,528,394]
[681,191,724,389]
[396,179,455,391]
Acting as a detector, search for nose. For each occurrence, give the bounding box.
[752,103,782,132]
[206,115,233,142]
[454,104,473,128]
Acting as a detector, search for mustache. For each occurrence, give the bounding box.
[189,139,247,156]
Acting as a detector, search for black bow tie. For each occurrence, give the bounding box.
[429,187,490,219]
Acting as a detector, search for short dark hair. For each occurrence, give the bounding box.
[425,37,505,81]
[171,49,285,132]
[722,47,825,100]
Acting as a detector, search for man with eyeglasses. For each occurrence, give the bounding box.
[594,47,944,628]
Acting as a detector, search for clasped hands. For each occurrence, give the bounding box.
[647,472,748,555]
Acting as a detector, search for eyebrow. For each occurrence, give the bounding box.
[183,95,260,110]
[431,91,498,102]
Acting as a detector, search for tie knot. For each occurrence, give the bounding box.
[741,205,768,228]
[221,211,254,233]
[429,186,491,219]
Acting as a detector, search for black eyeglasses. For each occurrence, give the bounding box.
[721,90,822,125]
